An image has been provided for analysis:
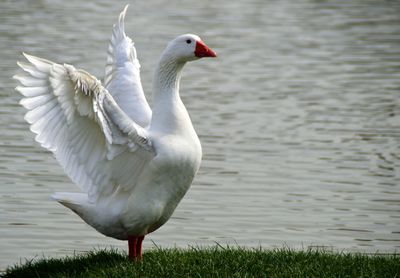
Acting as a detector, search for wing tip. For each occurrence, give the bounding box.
[19,52,53,73]
[118,5,128,32]
[12,74,20,81]
[121,4,129,20]
[22,52,37,64]
[22,52,30,59]
[15,55,31,74]
[123,4,129,14]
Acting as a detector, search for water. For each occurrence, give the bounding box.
[1,0,400,269]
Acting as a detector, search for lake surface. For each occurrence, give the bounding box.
[1,0,400,270]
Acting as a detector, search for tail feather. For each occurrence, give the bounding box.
[52,192,89,207]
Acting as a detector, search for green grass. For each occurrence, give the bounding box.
[2,246,399,278]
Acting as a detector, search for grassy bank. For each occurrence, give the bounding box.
[2,247,399,277]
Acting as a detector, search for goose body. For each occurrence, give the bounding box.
[14,5,216,259]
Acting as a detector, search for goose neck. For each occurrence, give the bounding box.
[153,58,185,102]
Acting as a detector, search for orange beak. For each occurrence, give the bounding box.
[195,40,217,58]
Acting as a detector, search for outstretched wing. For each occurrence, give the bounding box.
[105,5,151,128]
[14,53,155,202]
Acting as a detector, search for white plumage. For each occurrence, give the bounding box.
[14,5,216,260]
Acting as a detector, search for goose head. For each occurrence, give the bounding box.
[161,34,217,63]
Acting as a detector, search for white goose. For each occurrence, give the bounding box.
[14,5,216,260]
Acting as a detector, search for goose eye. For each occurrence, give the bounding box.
[186,39,192,44]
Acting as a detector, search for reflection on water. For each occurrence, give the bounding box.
[1,0,400,269]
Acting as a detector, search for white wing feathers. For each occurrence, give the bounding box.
[14,53,154,202]
[105,5,151,128]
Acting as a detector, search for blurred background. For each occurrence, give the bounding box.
[1,0,400,270]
